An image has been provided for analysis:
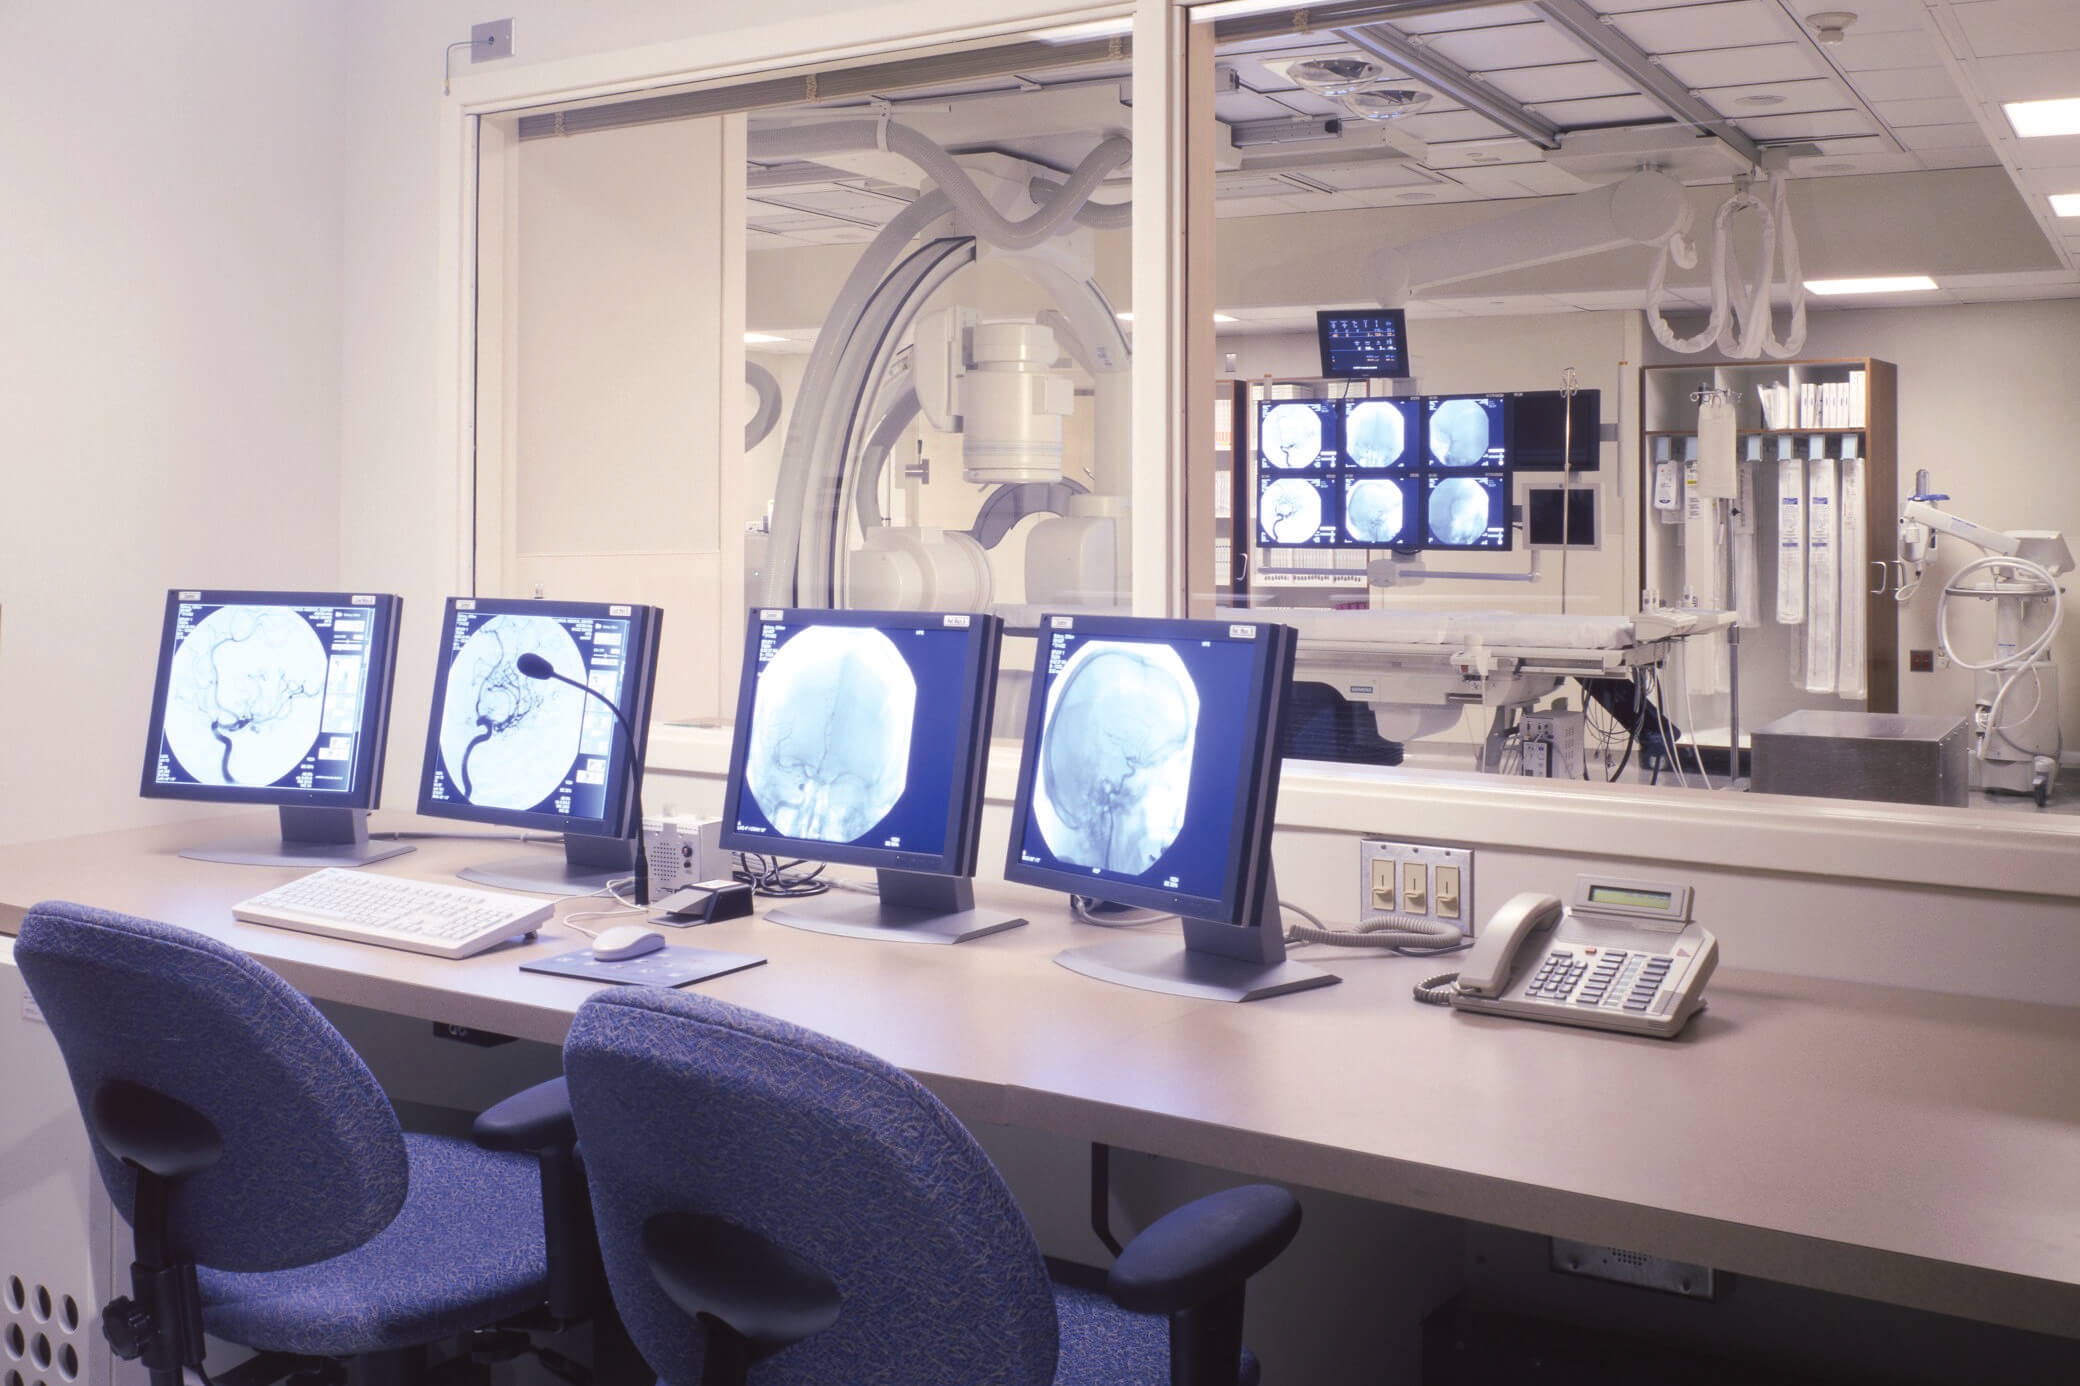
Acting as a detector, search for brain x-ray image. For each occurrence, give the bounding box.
[164,606,327,785]
[744,626,917,843]
[1344,401,1409,469]
[1259,403,1325,469]
[439,616,588,809]
[1344,479,1406,545]
[1429,477,1498,546]
[1260,478,1324,544]
[1430,398,1495,467]
[1034,641,1198,876]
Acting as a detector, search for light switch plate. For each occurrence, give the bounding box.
[1357,839,1474,934]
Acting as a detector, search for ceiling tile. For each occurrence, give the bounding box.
[1912,148,2003,170]
[1659,43,1823,87]
[1894,122,1996,151]
[1871,96,1975,127]
[1424,22,1596,72]
[1969,52,2080,103]
[1732,109,1877,139]
[1390,5,1542,34]
[1800,0,1936,36]
[1608,1,1799,53]
[1828,28,1945,72]
[1483,61,1634,105]
[1306,159,1440,191]
[1702,78,1855,117]
[2009,132,2080,171]
[1217,89,1318,122]
[1395,110,1518,143]
[1837,66,1966,103]
[1528,94,1670,126]
[1954,0,2080,58]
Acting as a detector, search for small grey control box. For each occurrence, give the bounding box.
[1750,710,1969,808]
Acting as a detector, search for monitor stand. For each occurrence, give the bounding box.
[1055,869,1339,1003]
[460,832,634,897]
[766,869,1025,945]
[180,807,414,868]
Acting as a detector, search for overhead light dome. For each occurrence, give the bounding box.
[1286,56,1391,96]
[1340,88,1435,121]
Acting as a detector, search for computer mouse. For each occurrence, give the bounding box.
[590,925,667,962]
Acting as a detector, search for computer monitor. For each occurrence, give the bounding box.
[140,588,409,866]
[417,596,663,895]
[1317,307,1410,379]
[1003,614,1338,1002]
[718,608,1022,944]
[1509,388,1600,472]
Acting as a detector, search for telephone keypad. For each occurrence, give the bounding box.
[1523,946,1679,1011]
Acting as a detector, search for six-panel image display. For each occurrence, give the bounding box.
[1256,395,1508,551]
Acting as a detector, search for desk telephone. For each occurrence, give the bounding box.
[1431,876,1718,1039]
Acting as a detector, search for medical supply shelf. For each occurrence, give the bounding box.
[1638,357,1899,725]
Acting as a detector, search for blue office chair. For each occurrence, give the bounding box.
[563,987,1301,1386]
[14,901,601,1386]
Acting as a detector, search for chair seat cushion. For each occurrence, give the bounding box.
[1050,1283,1260,1386]
[198,1132,547,1355]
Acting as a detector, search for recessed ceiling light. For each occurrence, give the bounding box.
[1187,0,1296,22]
[2002,97,2080,138]
[1398,190,1438,201]
[2051,192,2080,216]
[1804,275,1938,295]
[1737,93,1787,108]
[1116,311,1241,323]
[744,332,787,344]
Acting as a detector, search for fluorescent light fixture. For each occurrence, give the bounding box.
[1116,312,1240,323]
[1032,16,1132,43]
[1804,276,1938,296]
[1188,0,1296,23]
[1214,313,1239,324]
[2002,97,2080,138]
[2052,192,2080,217]
[744,332,787,344]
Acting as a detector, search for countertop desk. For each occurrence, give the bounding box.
[3,815,2077,1341]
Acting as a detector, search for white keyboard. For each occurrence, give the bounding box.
[233,869,554,959]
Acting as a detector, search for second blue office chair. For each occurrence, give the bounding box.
[563,987,1301,1386]
[14,901,601,1386]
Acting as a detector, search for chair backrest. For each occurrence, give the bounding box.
[15,901,409,1273]
[564,988,1060,1386]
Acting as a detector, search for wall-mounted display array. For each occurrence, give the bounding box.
[1255,395,1511,551]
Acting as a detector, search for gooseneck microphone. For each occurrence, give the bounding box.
[516,652,650,906]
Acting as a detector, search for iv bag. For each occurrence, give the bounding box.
[1836,453,1867,700]
[1804,456,1838,694]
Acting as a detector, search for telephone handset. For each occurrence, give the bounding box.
[1437,876,1718,1039]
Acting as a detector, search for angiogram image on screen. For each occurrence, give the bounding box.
[1033,641,1198,876]
[1344,401,1410,469]
[743,626,917,844]
[1260,478,1324,543]
[1429,398,1496,467]
[1344,479,1407,545]
[1259,403,1325,469]
[162,606,328,786]
[438,615,588,810]
[1429,477,1500,546]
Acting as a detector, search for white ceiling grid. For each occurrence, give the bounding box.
[739,0,2080,311]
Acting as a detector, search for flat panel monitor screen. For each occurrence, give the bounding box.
[1425,395,1509,469]
[1004,614,1293,926]
[1342,476,1420,547]
[1425,473,1510,550]
[1256,399,1339,473]
[1257,473,1339,547]
[1339,398,1421,472]
[417,597,661,838]
[141,590,401,808]
[1316,308,1410,379]
[1510,389,1600,472]
[718,608,1001,876]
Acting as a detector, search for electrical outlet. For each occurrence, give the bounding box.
[1357,839,1475,935]
[1910,648,1935,673]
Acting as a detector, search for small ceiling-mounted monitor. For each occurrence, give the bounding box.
[1316,307,1410,379]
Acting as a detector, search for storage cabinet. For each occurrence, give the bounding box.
[1638,358,1898,727]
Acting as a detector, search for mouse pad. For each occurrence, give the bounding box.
[521,946,767,988]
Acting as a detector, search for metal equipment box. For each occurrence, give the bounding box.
[1749,710,1970,808]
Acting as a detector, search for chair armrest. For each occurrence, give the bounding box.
[473,1077,575,1155]
[1107,1184,1301,1315]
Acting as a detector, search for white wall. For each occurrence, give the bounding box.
[1647,298,2080,743]
[0,0,349,845]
